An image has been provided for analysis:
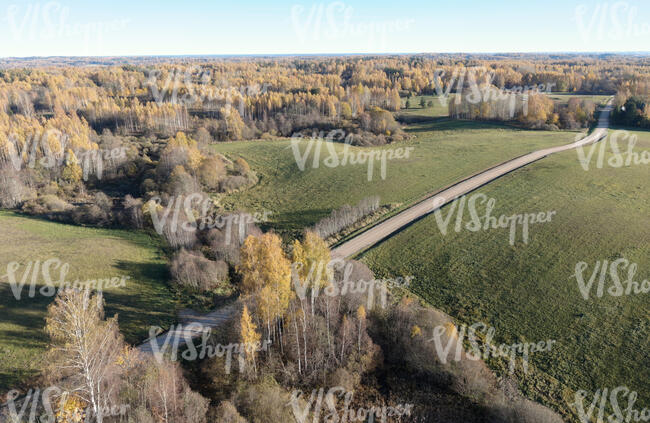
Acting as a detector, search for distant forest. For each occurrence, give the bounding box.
[0,54,647,229]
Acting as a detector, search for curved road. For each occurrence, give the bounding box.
[0,103,613,416]
[332,102,612,258]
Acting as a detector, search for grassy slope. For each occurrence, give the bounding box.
[212,118,583,238]
[359,129,650,421]
[0,211,177,394]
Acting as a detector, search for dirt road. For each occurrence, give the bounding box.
[332,102,612,258]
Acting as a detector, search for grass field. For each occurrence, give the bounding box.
[359,129,650,421]
[0,212,178,394]
[398,95,450,119]
[547,92,611,105]
[396,93,610,121]
[212,119,584,239]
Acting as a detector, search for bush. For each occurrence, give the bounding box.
[161,214,199,249]
[140,177,158,195]
[156,146,189,181]
[198,155,226,190]
[213,401,247,423]
[206,215,262,265]
[165,165,200,196]
[71,203,111,226]
[235,383,295,423]
[27,194,73,213]
[219,175,249,192]
[170,249,229,292]
[233,157,251,175]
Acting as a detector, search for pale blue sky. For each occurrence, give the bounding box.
[1,0,649,57]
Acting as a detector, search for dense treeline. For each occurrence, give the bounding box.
[1,54,648,143]
[612,81,650,128]
[449,86,597,129]
[2,54,647,225]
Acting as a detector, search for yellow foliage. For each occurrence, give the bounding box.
[240,305,261,364]
[292,231,332,292]
[164,131,203,169]
[410,325,422,338]
[61,149,82,183]
[444,322,458,339]
[357,305,366,321]
[55,394,86,422]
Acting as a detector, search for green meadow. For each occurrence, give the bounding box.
[360,129,650,422]
[212,119,584,238]
[0,212,177,394]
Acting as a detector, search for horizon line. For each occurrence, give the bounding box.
[2,51,650,60]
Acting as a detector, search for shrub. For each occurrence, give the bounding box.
[165,165,200,196]
[170,249,229,292]
[213,401,247,423]
[71,203,111,226]
[233,157,251,175]
[160,213,198,249]
[140,177,158,195]
[198,155,226,190]
[40,194,73,212]
[220,175,249,193]
[206,216,262,265]
[235,383,295,423]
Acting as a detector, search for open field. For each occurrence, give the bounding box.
[547,92,611,105]
[212,119,584,238]
[398,95,450,119]
[359,129,650,421]
[396,93,610,122]
[0,212,177,394]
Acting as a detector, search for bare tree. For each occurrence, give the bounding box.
[0,164,32,208]
[44,289,124,423]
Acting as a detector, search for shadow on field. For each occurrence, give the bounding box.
[108,260,176,344]
[405,118,525,134]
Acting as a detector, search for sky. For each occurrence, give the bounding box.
[0,0,649,57]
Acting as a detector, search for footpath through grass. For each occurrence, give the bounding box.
[213,119,583,239]
[360,129,650,422]
[0,212,177,394]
